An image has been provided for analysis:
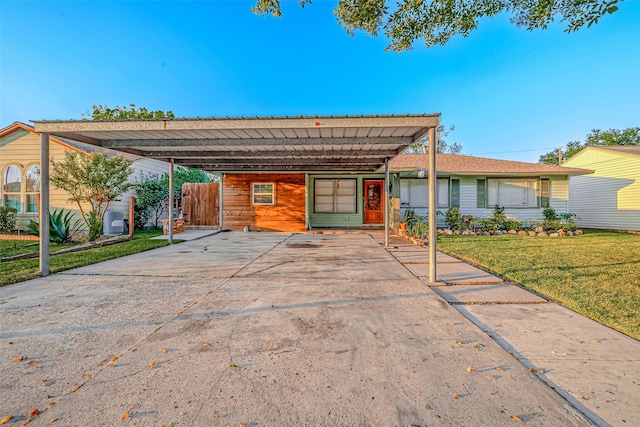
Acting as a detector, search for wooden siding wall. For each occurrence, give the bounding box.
[222,173,306,232]
[564,150,640,231]
[182,183,219,226]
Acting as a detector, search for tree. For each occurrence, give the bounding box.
[539,127,640,164]
[50,151,134,239]
[407,124,463,154]
[83,104,175,120]
[134,167,213,229]
[253,0,620,52]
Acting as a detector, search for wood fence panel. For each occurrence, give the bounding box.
[181,183,219,226]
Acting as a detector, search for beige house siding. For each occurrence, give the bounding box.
[1,124,170,231]
[1,128,88,229]
[563,148,640,231]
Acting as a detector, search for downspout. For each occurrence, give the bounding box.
[428,127,437,283]
[40,133,50,277]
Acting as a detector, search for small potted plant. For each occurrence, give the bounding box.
[400,208,415,232]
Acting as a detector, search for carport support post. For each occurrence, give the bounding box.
[428,127,437,283]
[168,158,174,244]
[384,157,390,248]
[39,132,50,277]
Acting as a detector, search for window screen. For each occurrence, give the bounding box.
[314,179,356,213]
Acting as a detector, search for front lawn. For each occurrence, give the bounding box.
[437,231,640,341]
[0,230,170,287]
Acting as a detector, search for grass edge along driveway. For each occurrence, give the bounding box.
[0,230,171,287]
[437,231,640,341]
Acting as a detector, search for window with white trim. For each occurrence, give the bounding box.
[25,165,40,213]
[487,178,539,208]
[2,165,22,213]
[400,178,450,208]
[252,182,275,205]
[314,178,357,213]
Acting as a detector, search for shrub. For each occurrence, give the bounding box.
[543,206,558,221]
[87,212,103,242]
[501,217,522,231]
[0,206,18,233]
[27,209,82,243]
[444,206,464,231]
[400,208,416,227]
[491,204,506,225]
[409,216,428,238]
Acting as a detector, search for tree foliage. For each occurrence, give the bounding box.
[50,151,134,229]
[539,127,640,164]
[407,124,463,154]
[134,167,212,229]
[83,104,175,120]
[253,0,620,51]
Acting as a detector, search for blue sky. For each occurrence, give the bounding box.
[1,0,639,162]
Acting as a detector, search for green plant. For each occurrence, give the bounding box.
[87,211,103,242]
[478,217,499,232]
[0,206,18,233]
[501,218,522,231]
[409,216,428,239]
[491,204,506,226]
[444,206,464,231]
[27,209,83,244]
[400,208,416,226]
[543,206,558,221]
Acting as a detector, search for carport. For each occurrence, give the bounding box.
[33,114,440,280]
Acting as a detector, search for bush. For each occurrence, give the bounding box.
[444,206,464,231]
[501,218,522,231]
[408,216,428,238]
[543,206,558,221]
[0,206,18,233]
[87,212,103,241]
[27,209,82,243]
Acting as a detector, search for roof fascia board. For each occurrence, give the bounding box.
[101,136,413,148]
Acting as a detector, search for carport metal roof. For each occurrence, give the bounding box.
[32,113,440,284]
[33,114,440,172]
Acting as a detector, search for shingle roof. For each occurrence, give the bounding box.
[589,145,640,155]
[387,153,593,176]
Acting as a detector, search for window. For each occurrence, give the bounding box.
[400,178,450,208]
[2,165,22,213]
[482,178,546,208]
[314,178,356,213]
[252,183,275,205]
[25,166,40,213]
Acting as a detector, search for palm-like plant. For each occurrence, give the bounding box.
[28,209,83,243]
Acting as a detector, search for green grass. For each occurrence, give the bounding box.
[437,231,640,340]
[0,240,75,258]
[0,230,171,287]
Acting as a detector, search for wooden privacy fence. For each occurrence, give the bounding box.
[181,183,219,227]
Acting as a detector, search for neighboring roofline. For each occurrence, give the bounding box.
[564,145,640,163]
[0,121,145,162]
[384,153,593,176]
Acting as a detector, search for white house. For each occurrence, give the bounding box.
[388,154,593,226]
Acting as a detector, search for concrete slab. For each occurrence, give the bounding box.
[151,228,220,241]
[413,262,505,284]
[392,250,462,264]
[0,232,589,426]
[459,303,640,426]
[432,284,547,304]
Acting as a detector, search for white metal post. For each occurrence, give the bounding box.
[168,159,174,244]
[39,133,50,276]
[428,127,437,283]
[384,158,390,248]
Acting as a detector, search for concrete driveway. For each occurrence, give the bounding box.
[1,232,590,426]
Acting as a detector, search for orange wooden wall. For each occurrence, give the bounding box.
[222,173,306,232]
